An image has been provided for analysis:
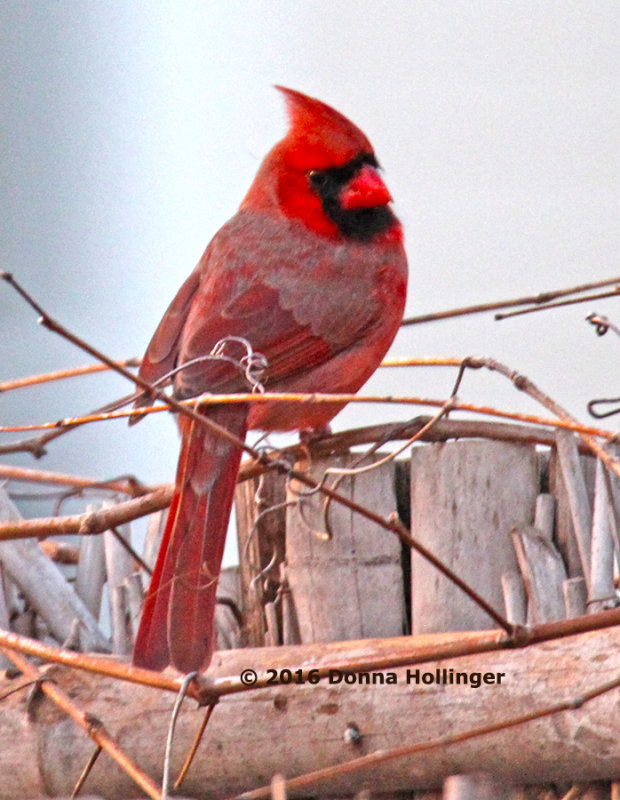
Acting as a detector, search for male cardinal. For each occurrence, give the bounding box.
[132,87,408,673]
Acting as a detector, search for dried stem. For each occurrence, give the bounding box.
[0,464,146,496]
[0,628,198,696]
[495,287,620,320]
[71,745,103,799]
[400,275,620,326]
[0,410,605,543]
[173,702,217,789]
[0,426,76,458]
[1,272,268,461]
[465,356,620,480]
[0,359,139,394]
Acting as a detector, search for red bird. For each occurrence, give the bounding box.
[132,87,408,673]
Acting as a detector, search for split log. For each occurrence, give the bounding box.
[442,774,508,800]
[511,494,566,623]
[0,489,109,652]
[511,522,566,624]
[285,453,405,643]
[589,459,616,612]
[563,577,587,617]
[103,509,135,655]
[410,441,538,632]
[75,505,106,619]
[0,566,11,671]
[215,566,242,650]
[142,508,167,574]
[1,625,620,798]
[553,432,595,584]
[500,572,526,624]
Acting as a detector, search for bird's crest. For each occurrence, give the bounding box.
[275,86,373,170]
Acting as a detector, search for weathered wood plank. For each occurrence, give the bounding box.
[286,453,405,643]
[410,441,538,633]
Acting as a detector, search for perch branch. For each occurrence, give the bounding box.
[3,608,620,703]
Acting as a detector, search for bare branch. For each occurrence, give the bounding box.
[401,275,620,326]
[0,358,139,394]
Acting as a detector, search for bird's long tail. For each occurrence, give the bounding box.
[132,404,248,673]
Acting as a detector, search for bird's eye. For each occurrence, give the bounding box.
[308,170,327,189]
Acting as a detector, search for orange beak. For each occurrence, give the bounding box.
[339,163,392,210]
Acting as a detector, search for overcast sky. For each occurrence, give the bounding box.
[1,1,619,563]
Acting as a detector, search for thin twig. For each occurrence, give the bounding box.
[320,399,455,539]
[0,426,77,458]
[11,413,588,487]
[174,702,218,789]
[495,287,620,319]
[1,272,263,461]
[466,356,620,481]
[400,275,620,326]
[388,513,510,631]
[0,464,146,496]
[0,678,39,701]
[0,359,140,393]
[0,627,207,697]
[110,526,153,576]
[71,745,103,799]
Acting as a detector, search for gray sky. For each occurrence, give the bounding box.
[1,1,619,563]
